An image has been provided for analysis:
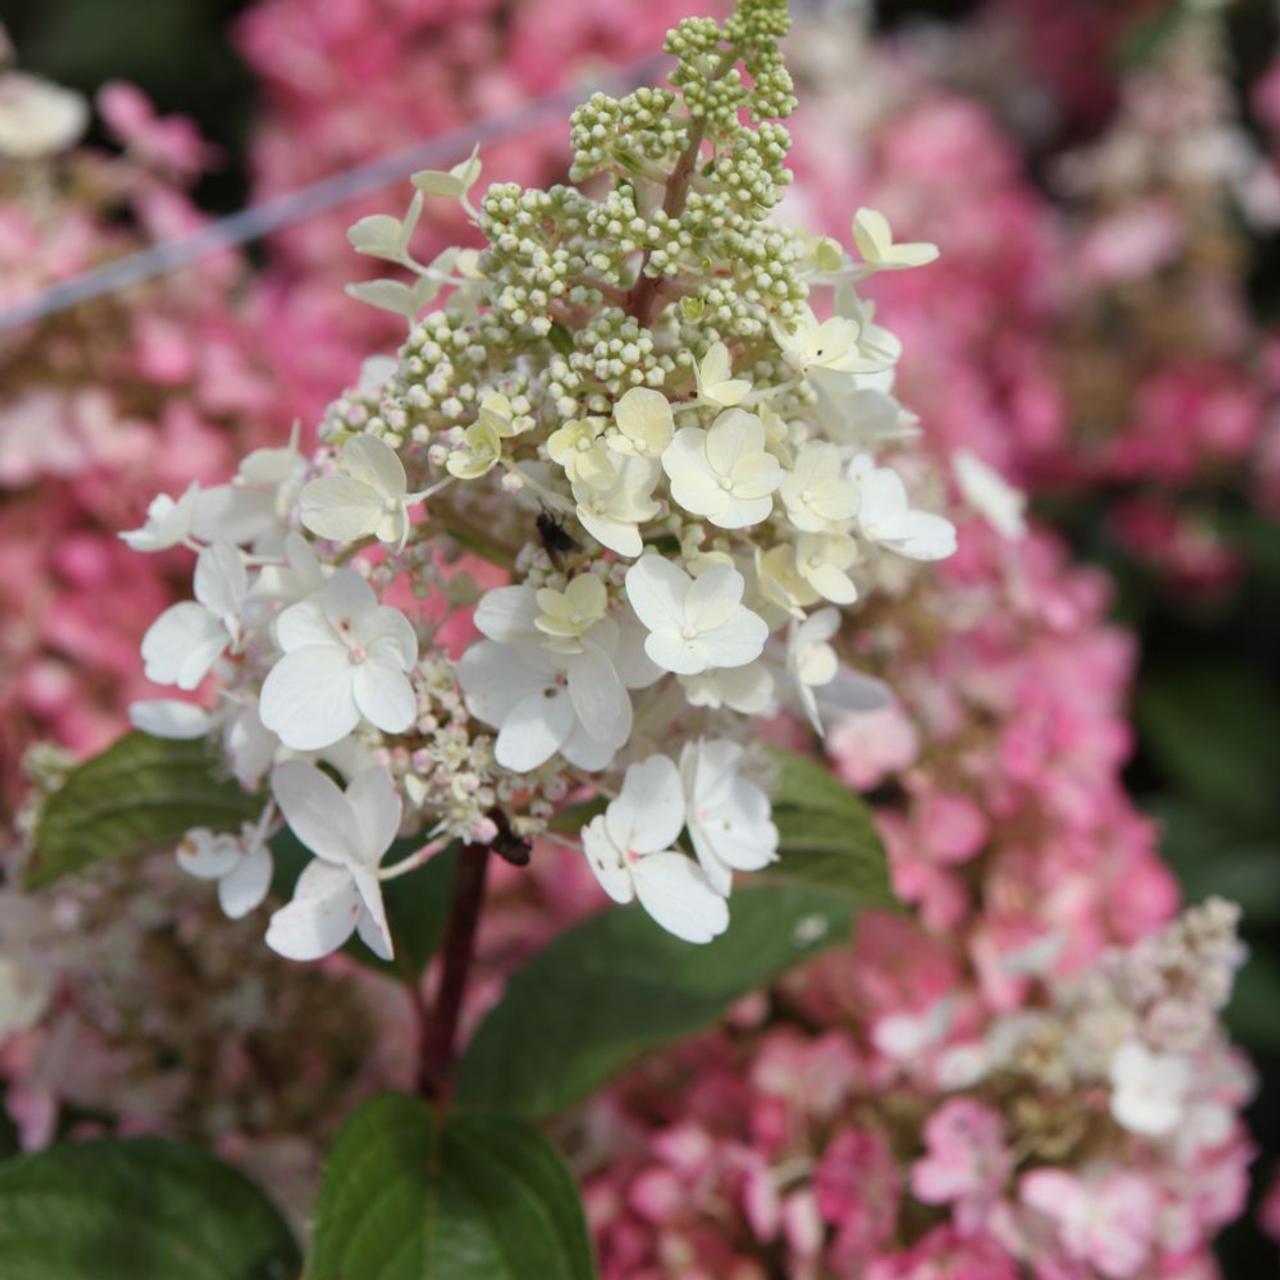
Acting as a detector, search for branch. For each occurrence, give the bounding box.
[418,840,491,1103]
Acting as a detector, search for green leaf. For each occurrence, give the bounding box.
[766,748,893,904]
[0,1138,298,1280]
[271,829,458,980]
[545,796,607,835]
[458,884,853,1120]
[1226,948,1280,1053]
[1148,798,1280,923]
[307,1094,595,1280]
[1137,666,1280,826]
[768,746,864,815]
[771,807,895,906]
[27,733,260,890]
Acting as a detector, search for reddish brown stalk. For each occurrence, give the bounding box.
[417,840,491,1103]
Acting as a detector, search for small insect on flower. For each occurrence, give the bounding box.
[536,507,578,571]
[489,808,533,867]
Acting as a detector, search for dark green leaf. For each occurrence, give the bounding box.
[0,1138,298,1280]
[771,807,895,906]
[27,733,260,890]
[458,884,853,1120]
[270,829,458,979]
[1137,666,1280,826]
[545,796,607,835]
[765,748,893,905]
[768,746,865,815]
[1226,949,1280,1053]
[1148,798,1280,923]
[307,1094,594,1280]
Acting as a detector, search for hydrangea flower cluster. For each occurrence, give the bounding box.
[123,0,953,954]
[234,0,700,415]
[0,40,291,810]
[571,522,1254,1278]
[581,900,1250,1280]
[804,1,1280,598]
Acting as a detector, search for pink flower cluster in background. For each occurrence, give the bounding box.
[787,1,1280,596]
[0,72,294,810]
[578,522,1251,1278]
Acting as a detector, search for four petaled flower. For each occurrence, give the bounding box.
[260,569,418,750]
[662,408,782,530]
[625,556,769,676]
[300,434,417,548]
[581,753,728,944]
[141,541,246,690]
[265,762,402,961]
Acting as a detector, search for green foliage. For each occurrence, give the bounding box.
[1225,948,1280,1053]
[767,747,894,905]
[1137,665,1280,827]
[0,1138,298,1280]
[458,883,855,1119]
[1150,799,1280,924]
[271,829,458,980]
[307,1094,594,1280]
[26,733,261,890]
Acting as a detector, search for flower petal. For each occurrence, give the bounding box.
[129,699,212,739]
[193,543,247,622]
[259,647,359,751]
[275,595,335,652]
[495,687,575,772]
[342,434,407,499]
[581,816,634,905]
[684,564,743,632]
[299,475,384,542]
[632,853,730,944]
[566,641,629,743]
[321,568,379,629]
[624,555,690,632]
[695,607,768,670]
[265,861,361,961]
[608,754,686,855]
[456,640,551,729]
[141,602,228,691]
[271,761,365,865]
[352,660,417,734]
[217,843,274,919]
[474,585,540,645]
[176,829,241,880]
[344,766,403,862]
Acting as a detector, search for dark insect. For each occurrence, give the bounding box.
[489,808,533,867]
[536,508,577,570]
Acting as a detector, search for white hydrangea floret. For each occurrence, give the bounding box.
[300,434,419,548]
[851,455,957,561]
[852,207,940,272]
[176,823,272,921]
[1109,1041,1193,1138]
[572,455,661,558]
[625,556,769,676]
[581,754,729,944]
[953,448,1027,541]
[662,408,782,530]
[259,569,418,751]
[608,387,675,459]
[781,441,860,533]
[693,343,751,408]
[265,763,401,962]
[140,542,246,691]
[679,739,779,895]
